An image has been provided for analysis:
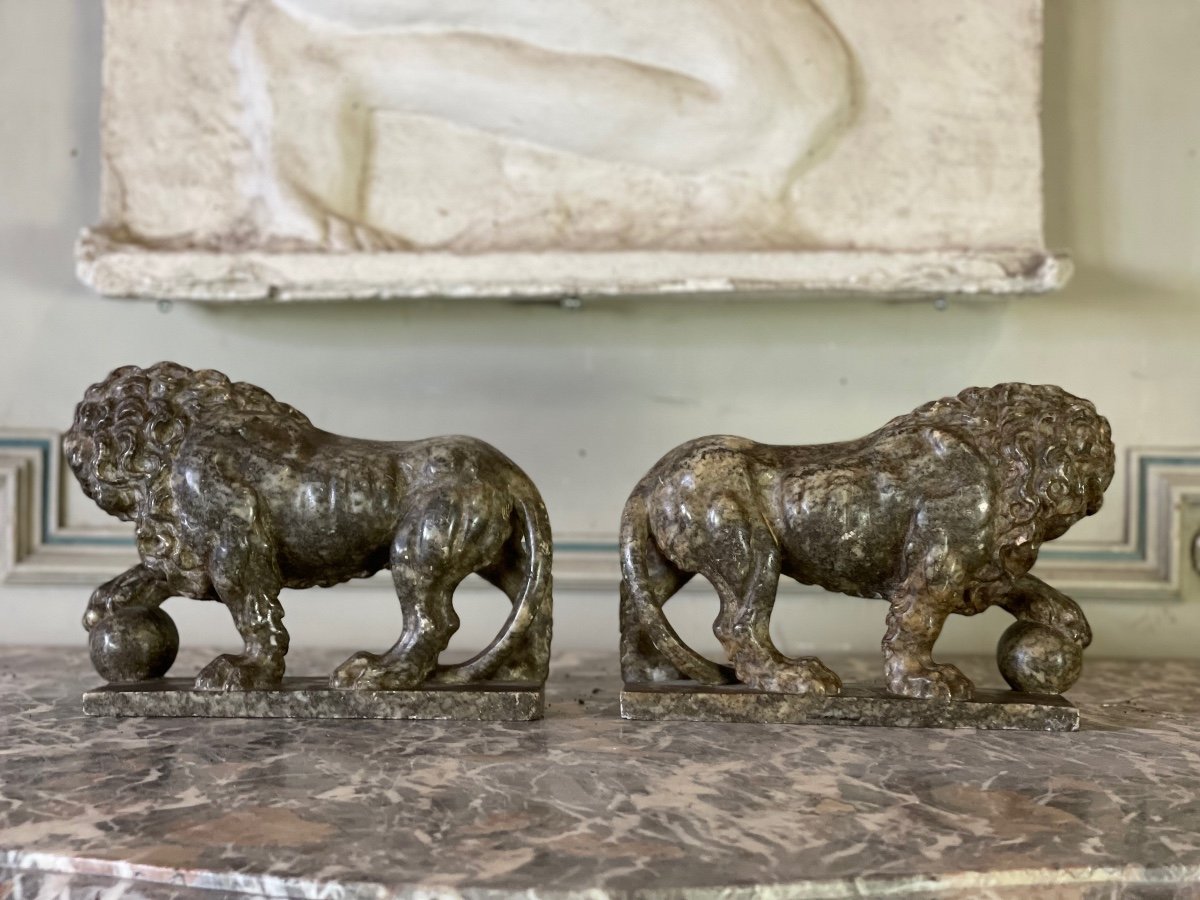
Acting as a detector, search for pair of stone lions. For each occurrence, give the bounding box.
[620,383,1114,699]
[67,367,1111,701]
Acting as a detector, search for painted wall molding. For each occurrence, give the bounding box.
[3,430,1199,602]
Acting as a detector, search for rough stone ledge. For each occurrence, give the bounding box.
[83,677,544,721]
[76,231,1072,301]
[621,682,1079,731]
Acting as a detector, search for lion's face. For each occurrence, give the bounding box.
[999,386,1114,570]
[901,383,1114,579]
[1037,453,1111,542]
[66,363,314,574]
[64,364,195,525]
[64,417,147,522]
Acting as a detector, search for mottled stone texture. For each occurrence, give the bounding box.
[65,363,553,702]
[6,649,1200,898]
[84,678,543,721]
[621,683,1079,731]
[620,384,1115,709]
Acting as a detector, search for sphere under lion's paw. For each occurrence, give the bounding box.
[997,621,1083,694]
[88,606,178,683]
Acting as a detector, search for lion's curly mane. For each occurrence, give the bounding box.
[880,383,1114,580]
[64,362,311,576]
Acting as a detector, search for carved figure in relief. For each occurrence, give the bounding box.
[620,384,1114,700]
[233,0,853,251]
[66,363,552,691]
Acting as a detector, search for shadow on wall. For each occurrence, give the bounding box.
[1043,0,1200,298]
[0,1,101,294]
[1042,0,1104,278]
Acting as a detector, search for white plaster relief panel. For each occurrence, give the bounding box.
[79,0,1066,300]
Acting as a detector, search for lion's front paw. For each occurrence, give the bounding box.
[743,658,843,696]
[887,662,974,701]
[194,654,282,692]
[330,652,426,690]
[83,594,121,632]
[1046,611,1092,649]
[82,603,110,632]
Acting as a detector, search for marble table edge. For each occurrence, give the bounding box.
[6,851,1200,900]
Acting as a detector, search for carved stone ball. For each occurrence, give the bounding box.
[997,621,1083,694]
[89,607,179,683]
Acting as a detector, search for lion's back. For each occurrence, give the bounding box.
[634,434,763,512]
[634,426,998,598]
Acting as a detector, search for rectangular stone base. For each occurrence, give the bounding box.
[620,682,1079,731]
[83,678,544,721]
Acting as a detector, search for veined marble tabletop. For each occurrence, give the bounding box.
[3,647,1200,900]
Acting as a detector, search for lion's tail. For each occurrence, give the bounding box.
[437,479,553,684]
[620,487,735,685]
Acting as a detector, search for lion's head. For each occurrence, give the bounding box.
[64,362,311,567]
[890,383,1114,579]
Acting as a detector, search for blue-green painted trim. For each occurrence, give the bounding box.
[1038,454,1200,564]
[556,541,620,554]
[0,438,134,548]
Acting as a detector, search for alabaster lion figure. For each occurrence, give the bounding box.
[620,383,1114,700]
[66,363,552,691]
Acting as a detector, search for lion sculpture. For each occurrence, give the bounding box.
[66,362,552,691]
[620,383,1114,700]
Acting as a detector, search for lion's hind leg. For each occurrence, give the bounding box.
[449,553,551,683]
[678,490,841,696]
[620,487,735,685]
[619,559,699,684]
[330,482,510,690]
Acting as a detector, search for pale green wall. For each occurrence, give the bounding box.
[1,1,1198,662]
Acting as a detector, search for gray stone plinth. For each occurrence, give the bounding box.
[83,677,543,720]
[621,682,1078,731]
